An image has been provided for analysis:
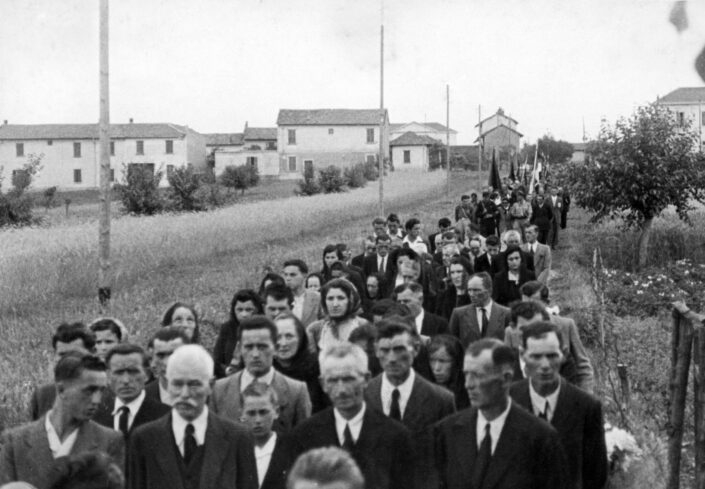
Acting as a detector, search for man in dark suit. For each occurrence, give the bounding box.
[546,186,562,250]
[560,187,570,229]
[449,272,511,348]
[474,235,503,277]
[351,236,376,271]
[288,343,415,489]
[364,320,455,489]
[510,322,607,489]
[94,343,170,438]
[393,282,448,338]
[363,234,394,287]
[240,383,290,489]
[145,327,190,406]
[283,259,321,328]
[434,339,568,489]
[210,317,311,432]
[428,218,452,255]
[128,344,258,489]
[1,352,124,488]
[30,322,97,420]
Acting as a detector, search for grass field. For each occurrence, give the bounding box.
[0,170,481,428]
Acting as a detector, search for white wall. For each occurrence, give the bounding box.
[214,149,279,176]
[392,145,428,171]
[391,123,457,146]
[661,103,705,150]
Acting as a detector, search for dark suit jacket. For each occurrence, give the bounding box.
[434,403,569,489]
[448,302,511,348]
[351,253,366,270]
[260,435,290,489]
[93,392,171,437]
[473,253,503,277]
[288,407,415,489]
[29,383,55,420]
[128,412,258,489]
[493,267,536,307]
[0,418,124,489]
[363,253,395,286]
[435,286,471,320]
[421,310,449,337]
[510,379,608,489]
[144,379,166,404]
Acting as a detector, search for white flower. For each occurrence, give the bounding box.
[605,425,643,472]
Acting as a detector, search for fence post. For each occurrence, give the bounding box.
[667,308,694,489]
[695,327,705,489]
[617,363,630,415]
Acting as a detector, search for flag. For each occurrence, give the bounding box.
[488,148,502,191]
[508,155,516,181]
[669,1,688,33]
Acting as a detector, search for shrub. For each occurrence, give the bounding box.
[220,164,258,195]
[344,163,366,188]
[318,165,345,193]
[115,164,164,215]
[296,164,321,196]
[362,159,379,181]
[42,186,58,210]
[0,153,43,227]
[167,165,205,211]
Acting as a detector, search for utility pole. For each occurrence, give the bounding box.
[446,85,450,198]
[98,0,111,308]
[378,0,385,216]
[477,105,483,191]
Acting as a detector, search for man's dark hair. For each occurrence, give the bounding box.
[329,261,347,273]
[441,230,457,241]
[88,319,123,341]
[375,233,391,244]
[372,216,386,226]
[263,282,294,306]
[519,281,550,303]
[52,323,96,351]
[405,218,420,231]
[386,213,401,224]
[470,271,493,293]
[395,247,419,263]
[369,299,411,318]
[376,318,418,342]
[510,300,550,324]
[461,194,470,201]
[238,316,277,343]
[54,351,106,383]
[48,451,123,489]
[485,235,500,247]
[521,321,562,349]
[466,338,516,372]
[283,259,309,275]
[438,217,451,228]
[105,343,149,370]
[348,323,379,351]
[147,326,189,349]
[241,381,279,407]
[392,281,423,298]
[287,447,364,489]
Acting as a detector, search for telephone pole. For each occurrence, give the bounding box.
[446,85,450,197]
[98,0,111,308]
[378,0,385,216]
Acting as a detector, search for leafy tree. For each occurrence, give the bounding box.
[296,164,320,196]
[167,165,204,211]
[219,164,256,195]
[343,163,366,188]
[560,104,705,269]
[115,164,164,215]
[0,153,44,227]
[318,165,345,193]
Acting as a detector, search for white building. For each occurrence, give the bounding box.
[0,121,207,189]
[208,125,279,178]
[657,87,705,151]
[390,122,457,146]
[390,131,442,171]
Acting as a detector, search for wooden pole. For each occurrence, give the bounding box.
[98,0,111,308]
[446,84,450,198]
[378,0,384,217]
[477,105,482,190]
[667,308,694,489]
[695,326,705,489]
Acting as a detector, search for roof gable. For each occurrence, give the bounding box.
[659,87,705,104]
[390,131,441,146]
[475,124,523,140]
[277,109,387,126]
[0,123,192,140]
[390,121,457,134]
[243,127,277,140]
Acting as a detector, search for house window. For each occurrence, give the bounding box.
[246,156,258,168]
[304,160,313,172]
[288,156,297,172]
[329,128,334,135]
[288,129,296,145]
[403,150,411,164]
[266,141,276,150]
[165,140,173,154]
[109,169,115,182]
[677,112,685,126]
[73,142,81,158]
[47,140,53,146]
[136,140,144,155]
[110,141,115,156]
[73,169,82,183]
[16,143,24,157]
[166,165,175,178]
[366,128,375,144]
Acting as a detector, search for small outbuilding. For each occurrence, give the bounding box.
[390,131,442,171]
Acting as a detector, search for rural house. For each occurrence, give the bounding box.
[209,124,279,178]
[390,131,443,171]
[0,120,207,189]
[390,121,457,146]
[276,108,389,178]
[475,108,522,166]
[656,87,705,151]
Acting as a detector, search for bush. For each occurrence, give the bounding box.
[296,164,321,196]
[42,186,58,210]
[318,165,345,193]
[220,164,259,195]
[115,164,164,215]
[0,153,43,227]
[362,159,379,181]
[343,163,366,189]
[167,166,205,211]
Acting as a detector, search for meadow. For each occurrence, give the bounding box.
[0,170,474,428]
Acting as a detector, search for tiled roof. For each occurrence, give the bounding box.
[475,111,519,127]
[390,131,441,147]
[475,124,523,140]
[277,109,387,126]
[0,123,193,140]
[205,133,244,146]
[659,87,705,104]
[390,122,457,133]
[243,127,277,140]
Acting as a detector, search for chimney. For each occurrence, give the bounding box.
[129,118,134,123]
[3,120,7,125]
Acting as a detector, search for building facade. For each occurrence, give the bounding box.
[390,131,442,171]
[657,87,705,151]
[390,122,457,146]
[209,125,279,178]
[475,108,522,167]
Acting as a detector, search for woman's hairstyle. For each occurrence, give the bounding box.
[502,245,523,270]
[229,289,264,323]
[258,272,285,297]
[305,272,323,288]
[519,280,550,303]
[161,302,200,343]
[319,278,361,320]
[321,244,345,280]
[448,256,471,290]
[274,312,309,359]
[427,334,465,384]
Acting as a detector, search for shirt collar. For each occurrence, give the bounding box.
[334,403,366,444]
[415,310,425,335]
[476,399,512,454]
[172,405,209,447]
[381,369,415,416]
[112,389,146,416]
[44,410,80,458]
[240,367,275,392]
[529,379,561,421]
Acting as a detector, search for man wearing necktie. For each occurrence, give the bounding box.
[128,345,258,489]
[510,322,607,489]
[363,234,394,292]
[434,338,568,489]
[288,343,414,489]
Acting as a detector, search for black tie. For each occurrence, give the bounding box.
[390,388,402,421]
[117,406,130,437]
[184,423,197,465]
[539,400,549,421]
[480,308,489,337]
[529,245,535,257]
[472,423,492,489]
[342,424,355,451]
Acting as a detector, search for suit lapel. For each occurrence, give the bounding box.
[27,418,54,470]
[467,306,481,338]
[154,415,185,489]
[481,405,522,489]
[356,409,383,451]
[451,410,477,482]
[550,379,576,433]
[271,371,291,411]
[200,414,230,489]
[365,377,384,414]
[403,375,429,429]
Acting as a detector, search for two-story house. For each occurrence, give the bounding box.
[0,120,207,189]
[276,109,389,178]
[475,108,522,166]
[657,87,705,151]
[390,121,457,146]
[209,124,279,177]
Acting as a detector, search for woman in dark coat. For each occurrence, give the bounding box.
[435,256,472,320]
[493,245,535,307]
[427,334,470,409]
[530,193,553,244]
[273,313,328,412]
[213,289,263,378]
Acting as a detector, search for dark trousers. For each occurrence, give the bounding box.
[549,220,559,248]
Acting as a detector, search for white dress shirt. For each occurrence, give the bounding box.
[240,368,276,393]
[529,380,560,423]
[476,399,512,454]
[402,236,428,255]
[414,310,425,336]
[112,390,146,432]
[334,403,366,445]
[527,242,537,254]
[45,411,79,458]
[255,432,278,488]
[377,254,387,273]
[292,291,305,320]
[172,406,208,457]
[381,370,415,418]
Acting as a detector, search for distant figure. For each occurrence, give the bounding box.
[521,226,551,284]
[88,318,126,362]
[213,289,263,378]
[161,302,200,343]
[286,447,364,489]
[283,259,322,328]
[144,327,189,406]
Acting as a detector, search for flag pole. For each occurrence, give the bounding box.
[446,84,450,197]
[378,0,385,216]
[98,0,111,309]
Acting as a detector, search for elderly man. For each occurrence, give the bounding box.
[434,339,568,489]
[288,343,415,489]
[1,352,124,488]
[449,272,511,348]
[510,322,607,489]
[210,316,311,432]
[128,344,258,489]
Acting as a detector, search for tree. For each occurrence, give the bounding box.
[0,153,44,227]
[167,165,204,211]
[115,164,164,215]
[560,104,705,269]
[219,164,255,195]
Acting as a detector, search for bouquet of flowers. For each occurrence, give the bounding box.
[604,423,643,472]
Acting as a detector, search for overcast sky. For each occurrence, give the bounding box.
[1,0,704,144]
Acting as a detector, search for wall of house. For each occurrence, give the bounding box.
[391,124,458,146]
[278,125,388,155]
[391,146,428,171]
[277,151,380,178]
[661,103,705,150]
[483,129,520,153]
[214,149,279,176]
[185,131,207,170]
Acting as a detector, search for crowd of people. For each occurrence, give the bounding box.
[0,180,610,489]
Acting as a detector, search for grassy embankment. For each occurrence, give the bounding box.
[0,170,478,428]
